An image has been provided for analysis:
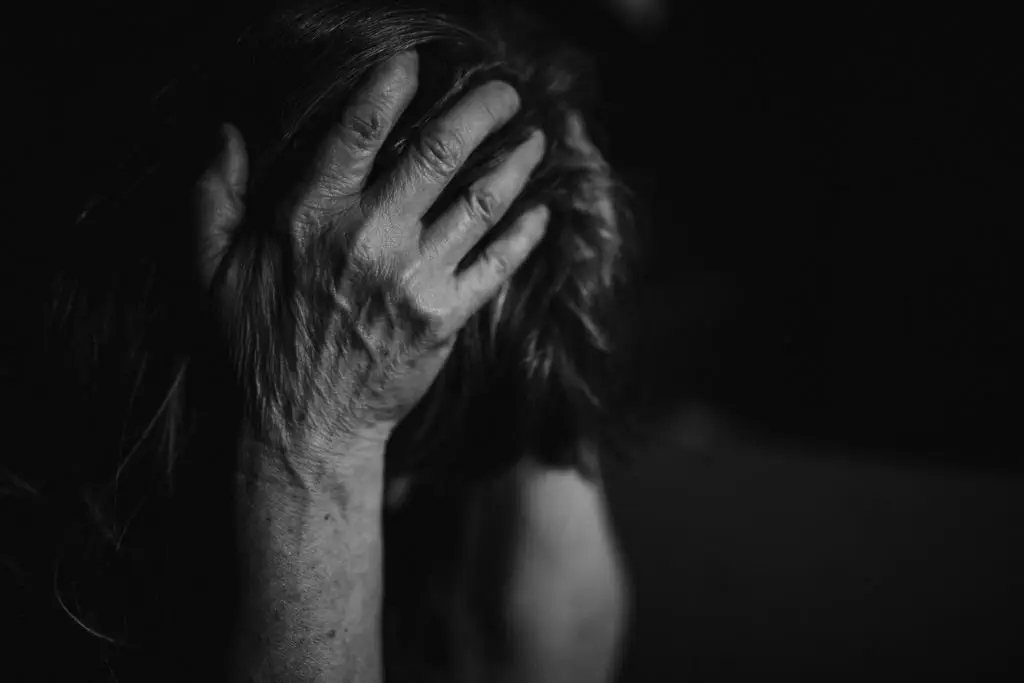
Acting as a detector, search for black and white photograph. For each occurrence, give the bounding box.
[2,1,1019,680]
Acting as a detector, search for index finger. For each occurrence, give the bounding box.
[301,51,418,210]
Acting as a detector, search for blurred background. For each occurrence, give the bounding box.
[549,2,1022,678]
[11,0,1021,678]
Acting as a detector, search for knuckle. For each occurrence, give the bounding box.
[416,132,461,177]
[345,107,386,148]
[393,289,447,343]
[338,226,379,269]
[356,236,404,276]
[395,260,421,291]
[466,186,502,223]
[397,272,448,323]
[347,241,376,271]
[410,292,447,326]
[484,248,514,279]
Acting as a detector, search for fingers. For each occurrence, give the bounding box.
[366,80,522,229]
[196,123,248,290]
[303,51,418,209]
[423,129,546,271]
[218,123,249,197]
[450,204,548,326]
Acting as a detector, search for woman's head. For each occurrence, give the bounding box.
[63,0,632,485]
[14,0,633,674]
[224,2,630,474]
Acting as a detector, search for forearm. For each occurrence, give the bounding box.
[231,434,386,683]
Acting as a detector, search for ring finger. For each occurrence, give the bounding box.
[422,129,546,271]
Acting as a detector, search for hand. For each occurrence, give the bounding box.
[194,51,549,454]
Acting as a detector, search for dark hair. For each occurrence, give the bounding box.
[3,1,634,679]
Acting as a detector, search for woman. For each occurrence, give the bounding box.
[4,1,635,680]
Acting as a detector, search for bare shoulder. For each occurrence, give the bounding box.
[385,445,624,590]
[383,447,630,682]
[493,448,631,682]
[506,447,629,613]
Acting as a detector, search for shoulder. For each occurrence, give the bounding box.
[507,446,617,576]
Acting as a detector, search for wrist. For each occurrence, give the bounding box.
[238,424,389,509]
[240,414,393,459]
[311,419,396,458]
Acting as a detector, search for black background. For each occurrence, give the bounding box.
[7,0,1021,679]
[12,1,1018,464]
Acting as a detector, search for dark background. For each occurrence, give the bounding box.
[9,0,1021,679]
[551,2,1022,678]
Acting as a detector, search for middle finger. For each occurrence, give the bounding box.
[364,80,521,231]
[422,128,546,271]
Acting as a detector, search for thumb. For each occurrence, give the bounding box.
[196,122,248,292]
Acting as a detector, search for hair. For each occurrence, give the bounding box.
[3,1,636,679]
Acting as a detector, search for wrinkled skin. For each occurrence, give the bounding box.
[196,51,549,454]
[196,50,627,683]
